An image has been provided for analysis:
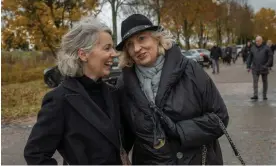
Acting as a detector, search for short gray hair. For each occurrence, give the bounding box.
[57,16,112,77]
[256,35,263,41]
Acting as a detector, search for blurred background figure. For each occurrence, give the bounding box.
[247,36,273,100]
[224,45,232,65]
[232,44,238,64]
[242,41,252,64]
[267,40,275,70]
[210,44,222,74]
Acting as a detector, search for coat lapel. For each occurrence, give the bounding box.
[155,46,188,108]
[62,77,120,150]
[123,67,151,114]
[102,83,120,130]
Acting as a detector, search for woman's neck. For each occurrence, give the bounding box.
[83,71,99,81]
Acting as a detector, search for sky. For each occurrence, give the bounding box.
[248,0,276,12]
[98,0,276,43]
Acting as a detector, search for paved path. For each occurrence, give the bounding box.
[2,55,276,165]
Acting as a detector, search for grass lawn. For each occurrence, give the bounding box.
[1,80,51,123]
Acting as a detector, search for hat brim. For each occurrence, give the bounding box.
[116,25,161,51]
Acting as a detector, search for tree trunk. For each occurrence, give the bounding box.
[226,28,231,45]
[216,19,222,45]
[198,21,204,48]
[183,19,190,50]
[176,30,180,45]
[111,0,117,45]
[36,13,57,58]
[156,0,161,25]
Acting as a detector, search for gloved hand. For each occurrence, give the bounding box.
[156,110,179,139]
[148,102,180,140]
[247,68,251,73]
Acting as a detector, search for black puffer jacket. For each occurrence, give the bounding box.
[117,45,229,165]
[247,44,273,73]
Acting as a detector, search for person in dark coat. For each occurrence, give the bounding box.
[210,44,222,74]
[267,40,274,69]
[224,45,232,65]
[116,14,229,165]
[232,44,238,64]
[247,36,273,100]
[24,17,128,165]
[242,41,252,64]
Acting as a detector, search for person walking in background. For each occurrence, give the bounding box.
[267,40,275,70]
[242,41,252,64]
[247,36,273,100]
[210,44,222,74]
[225,45,232,65]
[232,44,237,64]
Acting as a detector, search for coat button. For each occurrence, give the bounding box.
[176,152,183,159]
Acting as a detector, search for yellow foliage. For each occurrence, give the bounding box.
[254,8,276,42]
[1,51,55,84]
[2,0,99,51]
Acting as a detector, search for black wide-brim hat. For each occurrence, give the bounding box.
[116,14,161,51]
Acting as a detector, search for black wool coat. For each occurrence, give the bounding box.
[24,77,128,165]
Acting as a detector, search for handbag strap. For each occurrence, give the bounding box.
[119,131,132,165]
[202,113,245,165]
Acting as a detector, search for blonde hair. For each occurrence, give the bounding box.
[267,40,272,46]
[57,16,111,77]
[118,29,174,68]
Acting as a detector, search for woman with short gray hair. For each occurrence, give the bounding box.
[24,17,129,165]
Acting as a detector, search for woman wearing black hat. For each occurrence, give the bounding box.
[116,14,229,165]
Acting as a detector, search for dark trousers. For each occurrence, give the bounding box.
[252,70,268,97]
[212,59,219,73]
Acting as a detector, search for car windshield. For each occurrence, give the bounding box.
[182,51,192,56]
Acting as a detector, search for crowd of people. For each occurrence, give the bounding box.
[209,37,275,100]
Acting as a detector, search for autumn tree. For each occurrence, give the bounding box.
[121,0,165,25]
[2,0,99,57]
[254,8,276,42]
[162,0,215,49]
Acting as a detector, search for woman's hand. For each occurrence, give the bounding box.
[157,110,179,139]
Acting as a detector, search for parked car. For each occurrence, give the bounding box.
[181,50,198,62]
[236,45,244,56]
[43,66,64,88]
[188,49,212,68]
[197,49,211,58]
[44,58,122,88]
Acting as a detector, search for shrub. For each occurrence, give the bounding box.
[1,80,51,123]
[1,51,56,85]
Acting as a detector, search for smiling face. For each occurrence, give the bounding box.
[79,31,116,80]
[124,31,159,67]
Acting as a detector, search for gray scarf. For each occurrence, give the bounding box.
[135,55,166,149]
[135,55,165,103]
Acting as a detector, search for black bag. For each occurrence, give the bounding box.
[201,113,245,165]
